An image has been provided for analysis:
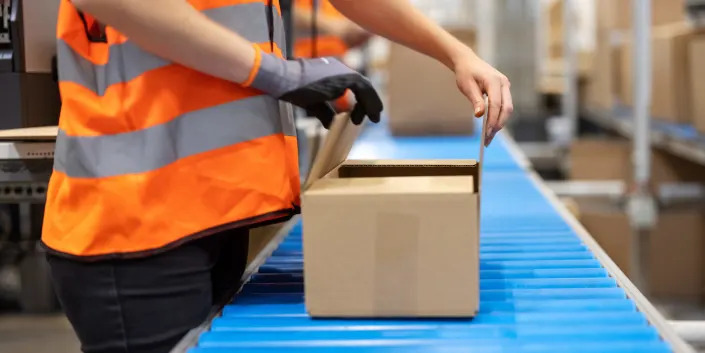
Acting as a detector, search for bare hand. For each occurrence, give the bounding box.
[453,51,513,146]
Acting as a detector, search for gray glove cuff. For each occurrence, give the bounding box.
[250,51,302,98]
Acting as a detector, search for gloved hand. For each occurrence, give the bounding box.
[246,46,383,128]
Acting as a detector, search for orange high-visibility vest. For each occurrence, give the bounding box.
[43,0,300,259]
[293,0,349,58]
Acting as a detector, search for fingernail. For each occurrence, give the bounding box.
[486,130,497,147]
[475,107,482,116]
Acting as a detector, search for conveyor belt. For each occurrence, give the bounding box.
[182,122,692,353]
[585,106,705,166]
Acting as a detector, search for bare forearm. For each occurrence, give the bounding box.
[72,0,255,83]
[329,0,474,69]
[292,7,345,37]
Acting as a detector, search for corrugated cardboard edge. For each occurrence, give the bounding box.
[478,113,487,232]
[303,113,363,190]
[475,113,487,315]
[0,126,59,141]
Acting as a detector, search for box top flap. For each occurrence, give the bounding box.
[306,175,476,196]
[475,112,487,188]
[303,113,363,190]
[341,160,478,167]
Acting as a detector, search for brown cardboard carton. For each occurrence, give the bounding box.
[689,35,705,134]
[577,199,632,273]
[620,24,698,124]
[595,0,618,30]
[247,223,286,265]
[617,40,632,106]
[569,138,705,185]
[585,29,616,110]
[21,0,60,73]
[0,126,59,141]
[577,199,705,300]
[651,25,693,124]
[569,139,631,180]
[387,29,476,136]
[301,114,483,317]
[649,207,705,299]
[613,0,686,30]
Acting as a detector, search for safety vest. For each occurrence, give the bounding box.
[293,0,349,58]
[43,0,300,259]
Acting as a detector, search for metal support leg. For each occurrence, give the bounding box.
[627,0,656,292]
[562,0,578,143]
[670,321,705,345]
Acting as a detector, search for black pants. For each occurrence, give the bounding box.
[47,228,249,353]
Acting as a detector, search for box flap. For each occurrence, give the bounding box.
[477,113,487,237]
[303,113,363,190]
[478,112,487,188]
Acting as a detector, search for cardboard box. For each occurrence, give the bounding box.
[302,114,483,317]
[578,199,705,300]
[585,29,617,110]
[577,199,632,273]
[595,0,618,30]
[247,223,285,265]
[617,40,633,107]
[689,35,705,135]
[620,24,699,124]
[296,118,327,181]
[612,0,686,30]
[569,138,705,185]
[651,25,693,124]
[387,29,476,136]
[542,1,593,75]
[569,139,632,180]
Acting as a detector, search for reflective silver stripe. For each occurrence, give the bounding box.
[57,40,168,96]
[58,2,286,96]
[54,95,296,179]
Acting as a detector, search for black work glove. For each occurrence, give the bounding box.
[248,47,383,129]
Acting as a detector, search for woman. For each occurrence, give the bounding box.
[46,0,512,352]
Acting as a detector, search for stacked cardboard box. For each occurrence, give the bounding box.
[593,0,690,118]
[584,29,618,110]
[539,0,593,96]
[619,24,701,124]
[577,198,705,301]
[689,35,705,134]
[570,137,705,299]
[386,29,476,136]
[569,138,705,185]
[592,0,687,31]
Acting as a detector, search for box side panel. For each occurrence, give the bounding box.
[689,36,705,134]
[302,192,478,317]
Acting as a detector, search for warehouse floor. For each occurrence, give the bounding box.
[0,313,80,352]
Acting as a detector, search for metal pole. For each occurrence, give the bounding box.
[627,0,656,292]
[562,0,578,143]
[633,0,652,187]
[476,0,496,66]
